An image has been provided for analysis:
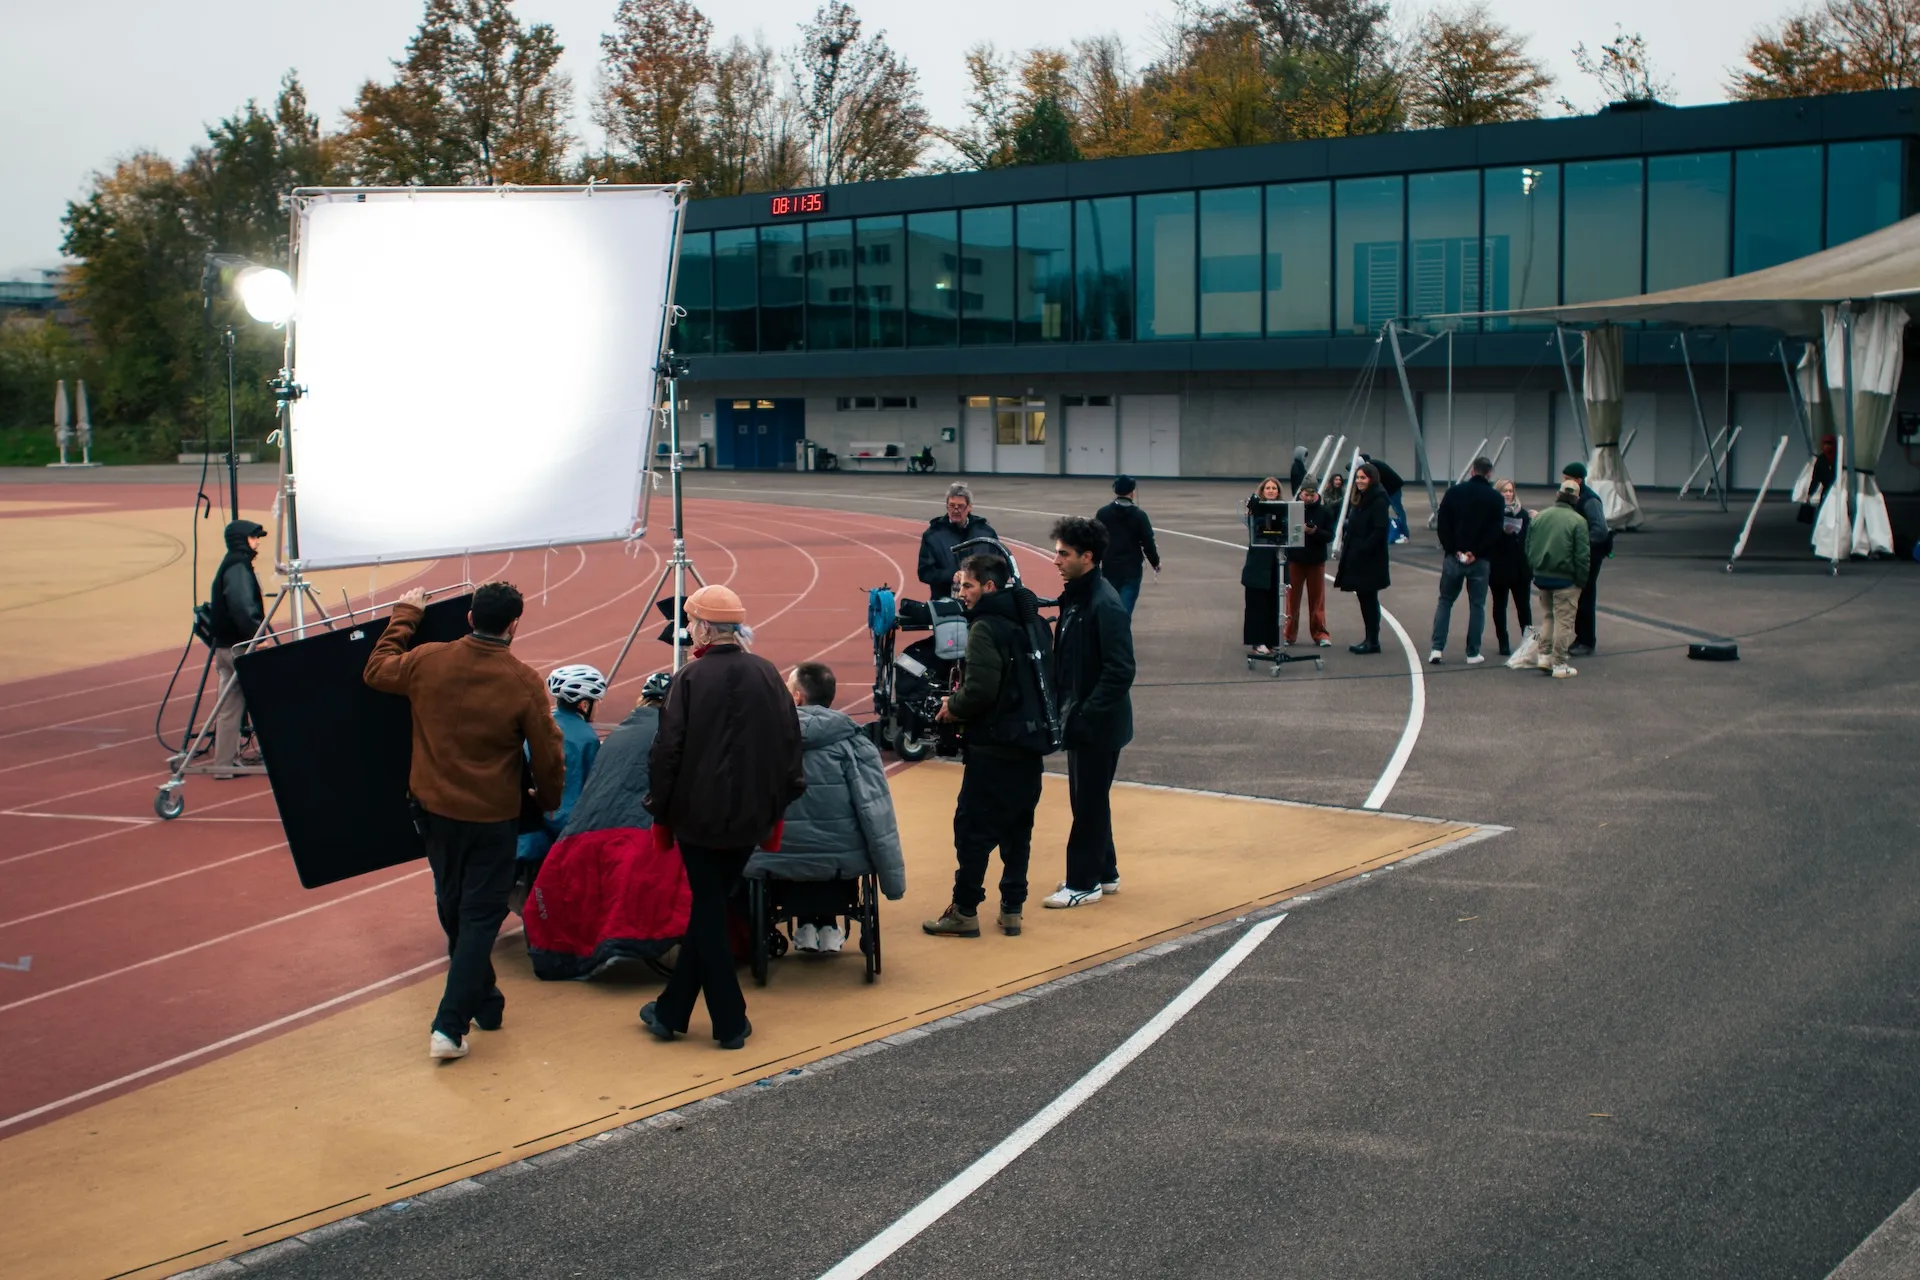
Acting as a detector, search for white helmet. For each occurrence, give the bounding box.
[547,664,607,703]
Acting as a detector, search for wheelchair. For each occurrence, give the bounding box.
[745,873,882,986]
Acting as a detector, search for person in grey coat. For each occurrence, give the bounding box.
[745,662,906,954]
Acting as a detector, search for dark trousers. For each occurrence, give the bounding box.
[1355,590,1382,645]
[1113,574,1142,615]
[1065,748,1120,891]
[1430,556,1490,656]
[1491,579,1533,650]
[656,842,750,1041]
[421,810,518,1039]
[952,749,1043,913]
[1576,551,1607,647]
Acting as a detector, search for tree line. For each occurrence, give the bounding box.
[6,0,1920,456]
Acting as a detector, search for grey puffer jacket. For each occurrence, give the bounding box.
[745,705,906,899]
[557,704,658,839]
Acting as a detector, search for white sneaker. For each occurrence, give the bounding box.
[429,1031,468,1060]
[1465,654,1486,666]
[1552,664,1578,679]
[817,924,845,953]
[1428,650,1443,664]
[1043,885,1103,909]
[793,922,819,953]
[1100,877,1120,895]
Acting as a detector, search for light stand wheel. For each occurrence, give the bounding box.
[154,787,184,820]
[893,728,933,762]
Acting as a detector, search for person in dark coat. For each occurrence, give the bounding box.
[1561,461,1613,655]
[1428,456,1505,664]
[1095,475,1160,616]
[1334,463,1392,654]
[206,518,267,777]
[1241,477,1285,656]
[1047,516,1135,908]
[1360,452,1410,543]
[917,482,999,598]
[1289,446,1310,494]
[642,585,804,1052]
[1283,480,1333,647]
[1488,478,1534,656]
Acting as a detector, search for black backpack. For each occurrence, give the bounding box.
[979,587,1062,755]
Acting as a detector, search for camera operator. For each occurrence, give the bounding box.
[923,553,1045,940]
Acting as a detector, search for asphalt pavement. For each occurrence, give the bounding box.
[209,474,1920,1280]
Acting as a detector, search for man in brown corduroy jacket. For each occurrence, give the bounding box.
[365,581,564,1062]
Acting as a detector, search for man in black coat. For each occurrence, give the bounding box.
[1562,461,1613,655]
[1094,475,1161,616]
[1429,457,1505,665]
[917,482,1000,598]
[207,519,267,777]
[642,584,803,1052]
[1360,452,1411,543]
[1045,516,1136,909]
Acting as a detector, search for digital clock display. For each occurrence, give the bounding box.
[769,192,827,217]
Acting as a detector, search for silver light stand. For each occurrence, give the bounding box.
[606,351,707,685]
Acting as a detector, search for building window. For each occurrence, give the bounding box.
[1337,175,1403,333]
[758,223,804,351]
[1200,186,1260,339]
[806,219,853,351]
[714,228,757,353]
[1827,139,1903,247]
[1266,181,1330,336]
[991,395,1047,445]
[674,230,714,355]
[961,205,1014,345]
[1734,146,1821,274]
[1647,152,1730,291]
[856,216,905,348]
[835,395,919,410]
[1137,191,1196,340]
[1075,197,1133,342]
[1407,169,1480,329]
[1563,158,1644,304]
[1016,201,1071,343]
[1482,164,1558,328]
[908,210,958,346]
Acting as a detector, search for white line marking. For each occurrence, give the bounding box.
[816,913,1287,1280]
[0,868,427,1016]
[0,842,283,930]
[1364,607,1425,811]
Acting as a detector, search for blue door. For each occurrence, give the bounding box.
[717,397,805,469]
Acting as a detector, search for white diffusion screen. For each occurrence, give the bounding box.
[287,188,679,569]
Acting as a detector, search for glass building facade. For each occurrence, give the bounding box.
[671,137,1909,354]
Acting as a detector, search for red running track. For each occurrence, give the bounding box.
[0,493,1039,1136]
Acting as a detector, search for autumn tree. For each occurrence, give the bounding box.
[796,2,929,183]
[595,0,712,185]
[1066,36,1147,159]
[1141,12,1285,150]
[940,45,1082,170]
[1731,1,1920,99]
[1407,3,1552,128]
[1565,25,1672,109]
[1250,0,1406,138]
[345,0,573,186]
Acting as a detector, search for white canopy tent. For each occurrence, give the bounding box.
[1823,301,1907,556]
[1583,325,1641,529]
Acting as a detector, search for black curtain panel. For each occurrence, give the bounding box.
[236,594,473,889]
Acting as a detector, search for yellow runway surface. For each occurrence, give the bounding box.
[0,764,1480,1280]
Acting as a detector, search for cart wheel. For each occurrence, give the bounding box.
[894,729,933,762]
[154,788,184,820]
[1315,657,1325,672]
[749,880,770,987]
[1244,656,1254,670]
[864,875,882,979]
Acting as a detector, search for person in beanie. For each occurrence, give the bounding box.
[1334,463,1393,654]
[917,482,999,600]
[1526,482,1593,678]
[1289,445,1310,494]
[641,585,803,1051]
[363,582,564,1062]
[206,518,267,777]
[1561,461,1612,656]
[1283,480,1334,647]
[1094,476,1161,616]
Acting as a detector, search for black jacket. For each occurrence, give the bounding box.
[1364,457,1404,496]
[1489,503,1533,588]
[1435,475,1505,560]
[1052,572,1135,751]
[646,645,804,848]
[1284,498,1335,567]
[1289,453,1309,494]
[1575,482,1613,552]
[1334,490,1392,593]
[208,519,266,647]
[918,513,1000,597]
[1095,499,1160,583]
[946,586,1042,760]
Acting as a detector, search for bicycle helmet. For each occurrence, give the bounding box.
[547,664,607,704]
[641,672,673,704]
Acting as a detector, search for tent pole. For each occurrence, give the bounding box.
[1620,427,1637,461]
[1384,322,1442,523]
[1554,325,1591,457]
[1679,426,1730,497]
[1841,302,1857,568]
[1727,434,1791,572]
[1446,328,1455,483]
[1305,433,1333,484]
[1777,339,1816,454]
[1678,331,1725,508]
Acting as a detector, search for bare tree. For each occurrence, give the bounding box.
[594,0,713,185]
[1566,25,1673,109]
[1407,3,1552,128]
[795,2,929,184]
[1066,35,1145,158]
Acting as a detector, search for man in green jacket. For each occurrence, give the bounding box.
[1526,481,1593,679]
[924,554,1046,939]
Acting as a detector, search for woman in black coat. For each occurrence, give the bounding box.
[1487,477,1533,656]
[1333,463,1391,654]
[1241,476,1285,656]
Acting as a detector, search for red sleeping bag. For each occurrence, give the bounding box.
[523,826,692,981]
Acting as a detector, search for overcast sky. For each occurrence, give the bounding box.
[0,0,1802,277]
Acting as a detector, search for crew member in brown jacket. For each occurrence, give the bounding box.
[640,584,803,1051]
[364,582,564,1062]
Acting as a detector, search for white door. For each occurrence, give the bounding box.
[1120,395,1181,476]
[1065,404,1117,476]
[964,405,993,473]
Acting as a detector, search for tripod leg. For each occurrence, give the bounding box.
[606,557,680,688]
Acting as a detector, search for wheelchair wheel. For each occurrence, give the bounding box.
[749,879,771,987]
[859,873,881,982]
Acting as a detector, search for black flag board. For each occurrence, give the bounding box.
[657,594,691,647]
